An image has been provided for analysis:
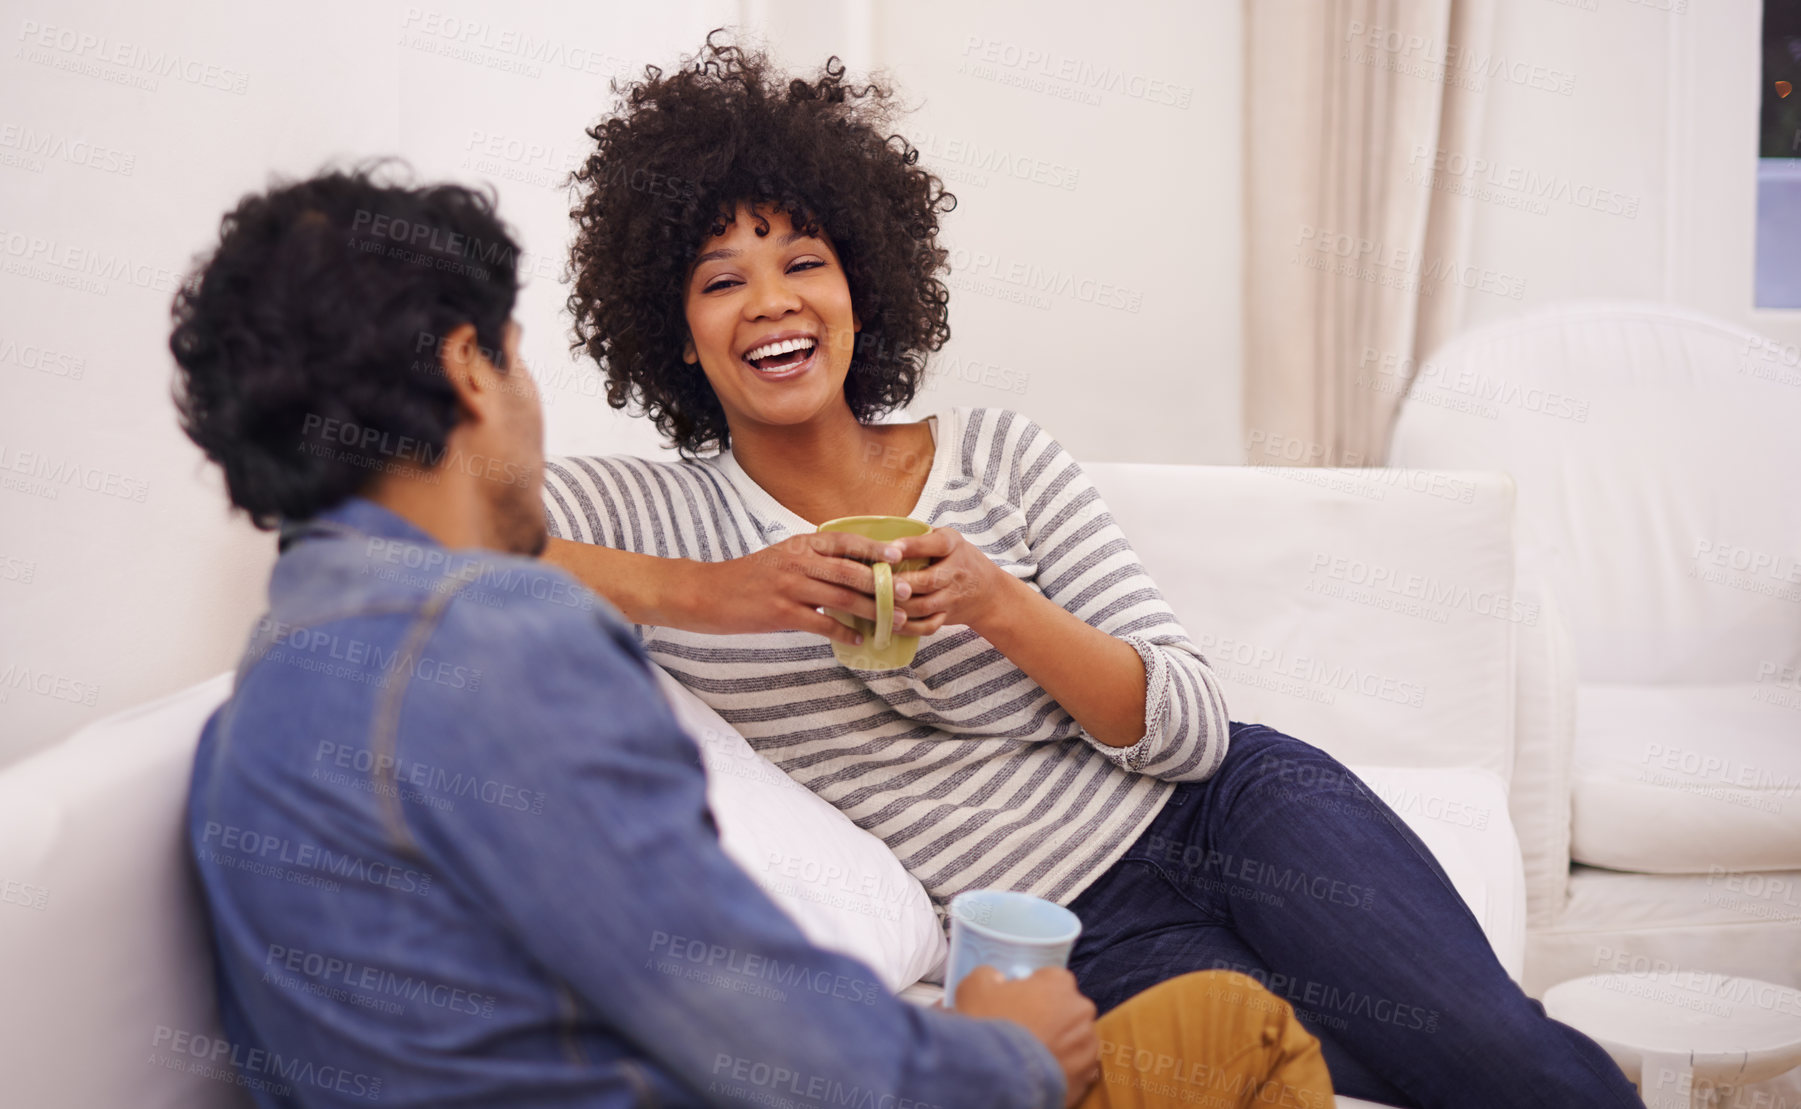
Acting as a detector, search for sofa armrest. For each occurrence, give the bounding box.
[1509,572,1576,928]
[1084,465,1521,777]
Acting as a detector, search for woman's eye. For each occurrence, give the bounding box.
[789,260,824,273]
[702,277,740,293]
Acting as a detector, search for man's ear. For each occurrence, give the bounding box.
[437,323,492,416]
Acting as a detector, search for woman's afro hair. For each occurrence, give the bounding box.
[566,31,956,457]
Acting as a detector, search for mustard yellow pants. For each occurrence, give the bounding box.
[1077,970,1335,1109]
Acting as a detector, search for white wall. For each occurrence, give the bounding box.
[0,0,1244,761]
[1451,0,1787,348]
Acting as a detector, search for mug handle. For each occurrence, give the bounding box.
[871,561,893,651]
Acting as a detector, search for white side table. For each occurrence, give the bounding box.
[1544,973,1801,1108]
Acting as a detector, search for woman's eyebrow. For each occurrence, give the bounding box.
[692,229,820,268]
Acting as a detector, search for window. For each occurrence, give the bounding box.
[1756,0,1801,306]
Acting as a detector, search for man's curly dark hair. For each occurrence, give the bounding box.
[170,165,521,528]
[567,31,957,457]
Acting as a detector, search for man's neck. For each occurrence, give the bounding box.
[361,468,490,552]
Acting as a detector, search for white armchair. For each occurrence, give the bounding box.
[1387,300,1801,998]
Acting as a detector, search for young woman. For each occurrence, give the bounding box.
[541,35,1640,1109]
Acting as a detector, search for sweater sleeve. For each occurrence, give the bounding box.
[542,457,626,549]
[1002,410,1232,781]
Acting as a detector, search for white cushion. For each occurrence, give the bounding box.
[1388,300,1801,687]
[1087,464,1521,780]
[0,672,247,1109]
[646,662,948,991]
[1571,684,1801,873]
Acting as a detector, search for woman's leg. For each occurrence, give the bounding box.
[1070,722,1640,1108]
[1068,831,1413,1105]
[1077,970,1334,1109]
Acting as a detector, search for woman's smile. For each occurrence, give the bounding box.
[740,328,819,380]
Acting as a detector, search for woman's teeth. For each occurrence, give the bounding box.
[745,337,817,371]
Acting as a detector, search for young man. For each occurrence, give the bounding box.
[173,168,1329,1109]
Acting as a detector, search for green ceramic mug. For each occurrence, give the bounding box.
[816,514,933,669]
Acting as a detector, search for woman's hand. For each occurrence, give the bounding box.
[888,526,1014,637]
[680,532,909,648]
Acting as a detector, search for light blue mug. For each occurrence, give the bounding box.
[943,889,1084,1007]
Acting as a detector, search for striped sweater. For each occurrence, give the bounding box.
[542,406,1231,907]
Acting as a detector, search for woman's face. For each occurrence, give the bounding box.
[682,203,860,435]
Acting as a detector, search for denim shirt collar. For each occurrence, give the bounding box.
[278,497,440,554]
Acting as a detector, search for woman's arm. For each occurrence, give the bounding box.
[890,412,1230,780]
[541,537,696,628]
[543,532,910,649]
[977,574,1151,748]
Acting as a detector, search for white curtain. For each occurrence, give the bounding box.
[1244,0,1496,466]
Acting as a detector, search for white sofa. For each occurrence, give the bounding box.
[0,465,1549,1109]
[1387,301,1801,1002]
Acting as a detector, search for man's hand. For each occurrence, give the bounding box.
[953,967,1099,1108]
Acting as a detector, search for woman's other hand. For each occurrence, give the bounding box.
[888,526,1014,636]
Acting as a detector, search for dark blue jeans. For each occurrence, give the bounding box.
[1067,723,1639,1108]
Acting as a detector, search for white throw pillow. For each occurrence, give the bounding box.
[645,662,948,992]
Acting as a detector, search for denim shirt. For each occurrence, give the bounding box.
[187,497,1063,1109]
